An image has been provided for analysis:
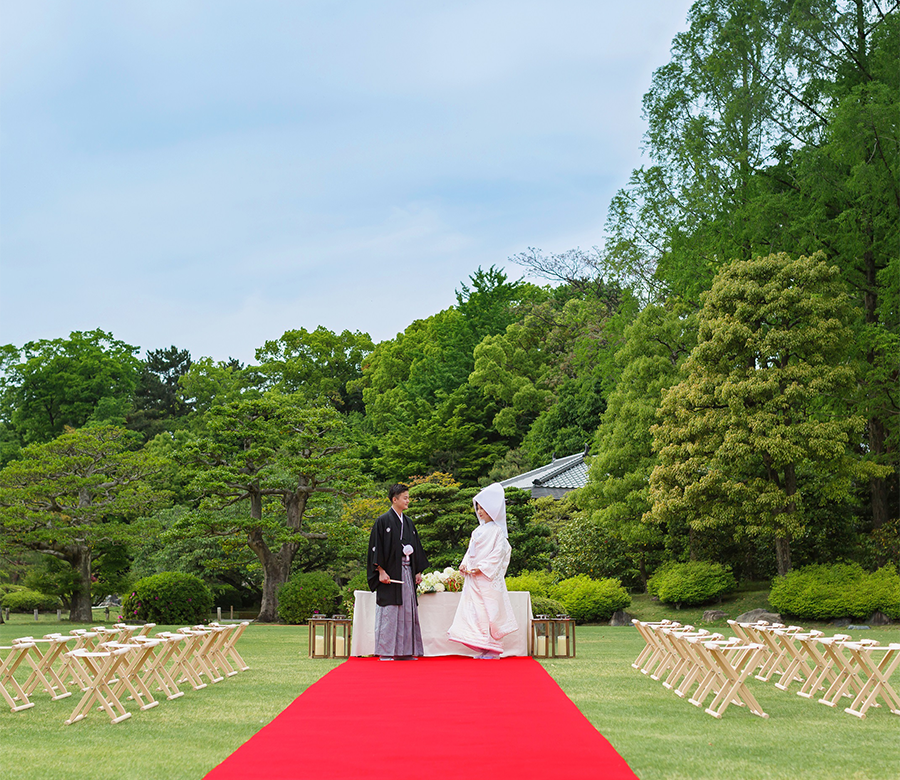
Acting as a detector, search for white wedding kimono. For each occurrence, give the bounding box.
[447,484,518,654]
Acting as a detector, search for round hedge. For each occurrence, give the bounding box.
[647,561,736,607]
[1,589,61,612]
[122,572,213,625]
[277,571,340,624]
[549,575,630,623]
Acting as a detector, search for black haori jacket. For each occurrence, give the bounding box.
[366,508,429,607]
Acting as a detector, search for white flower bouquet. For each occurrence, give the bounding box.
[417,567,464,594]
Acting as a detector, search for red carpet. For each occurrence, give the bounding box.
[205,656,637,779]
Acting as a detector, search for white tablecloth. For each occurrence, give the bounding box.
[350,590,533,657]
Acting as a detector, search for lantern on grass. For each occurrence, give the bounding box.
[308,615,332,658]
[330,614,352,658]
[531,614,551,657]
[550,614,576,658]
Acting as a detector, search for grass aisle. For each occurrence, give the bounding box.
[1,616,897,779]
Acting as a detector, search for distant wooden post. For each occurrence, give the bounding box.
[57,609,62,621]
[105,606,110,621]
[217,607,222,622]
[34,609,39,622]
[230,605,234,620]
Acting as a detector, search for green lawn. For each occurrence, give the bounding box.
[1,613,897,780]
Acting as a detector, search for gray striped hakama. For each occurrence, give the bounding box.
[374,559,424,658]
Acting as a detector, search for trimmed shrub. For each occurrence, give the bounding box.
[505,570,556,599]
[549,575,630,623]
[769,564,900,620]
[1,589,60,612]
[531,596,568,617]
[122,572,213,625]
[647,561,736,607]
[277,571,340,624]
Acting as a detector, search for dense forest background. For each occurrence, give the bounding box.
[1,1,897,622]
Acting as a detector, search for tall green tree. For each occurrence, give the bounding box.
[0,426,169,620]
[576,301,698,587]
[646,252,888,575]
[253,327,374,413]
[177,392,361,621]
[128,346,194,440]
[0,330,141,448]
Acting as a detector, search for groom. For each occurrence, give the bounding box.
[367,483,428,660]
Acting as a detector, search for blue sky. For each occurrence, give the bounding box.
[1,1,693,364]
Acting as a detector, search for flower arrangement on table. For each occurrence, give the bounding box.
[417,567,464,594]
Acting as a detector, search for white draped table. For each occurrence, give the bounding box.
[350,590,533,657]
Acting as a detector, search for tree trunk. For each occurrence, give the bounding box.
[775,536,792,577]
[256,552,291,623]
[68,545,94,622]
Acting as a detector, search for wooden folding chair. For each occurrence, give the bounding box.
[101,640,162,712]
[794,633,850,699]
[138,633,185,700]
[178,627,224,685]
[15,634,75,701]
[771,628,822,693]
[654,626,709,685]
[631,620,678,674]
[816,636,877,708]
[663,633,724,699]
[1,642,37,713]
[842,642,900,719]
[64,645,136,725]
[160,630,207,690]
[690,638,769,719]
[210,621,251,674]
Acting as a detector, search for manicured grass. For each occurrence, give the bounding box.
[1,613,897,779]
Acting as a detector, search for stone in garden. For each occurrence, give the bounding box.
[609,610,633,626]
[830,617,852,628]
[868,611,892,626]
[703,610,727,622]
[734,608,781,623]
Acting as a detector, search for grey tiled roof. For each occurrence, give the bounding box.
[500,451,589,492]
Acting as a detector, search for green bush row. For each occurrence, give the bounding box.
[121,572,213,624]
[768,564,900,620]
[647,561,736,607]
[505,570,630,623]
[1,588,61,612]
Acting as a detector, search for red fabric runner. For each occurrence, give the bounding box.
[205,656,638,779]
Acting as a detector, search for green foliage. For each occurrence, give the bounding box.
[554,512,636,584]
[410,481,552,574]
[505,569,556,599]
[549,574,630,623]
[276,571,340,624]
[768,564,900,621]
[530,595,568,617]
[253,327,374,413]
[647,252,888,575]
[0,329,141,446]
[122,572,213,624]
[340,571,369,617]
[647,561,737,607]
[1,588,60,612]
[0,424,170,620]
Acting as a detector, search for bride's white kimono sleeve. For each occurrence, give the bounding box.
[447,522,518,653]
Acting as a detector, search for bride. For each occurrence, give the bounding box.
[447,482,518,659]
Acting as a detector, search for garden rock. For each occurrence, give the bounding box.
[703,610,727,622]
[735,608,781,623]
[609,610,633,626]
[869,611,892,626]
[830,617,852,628]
